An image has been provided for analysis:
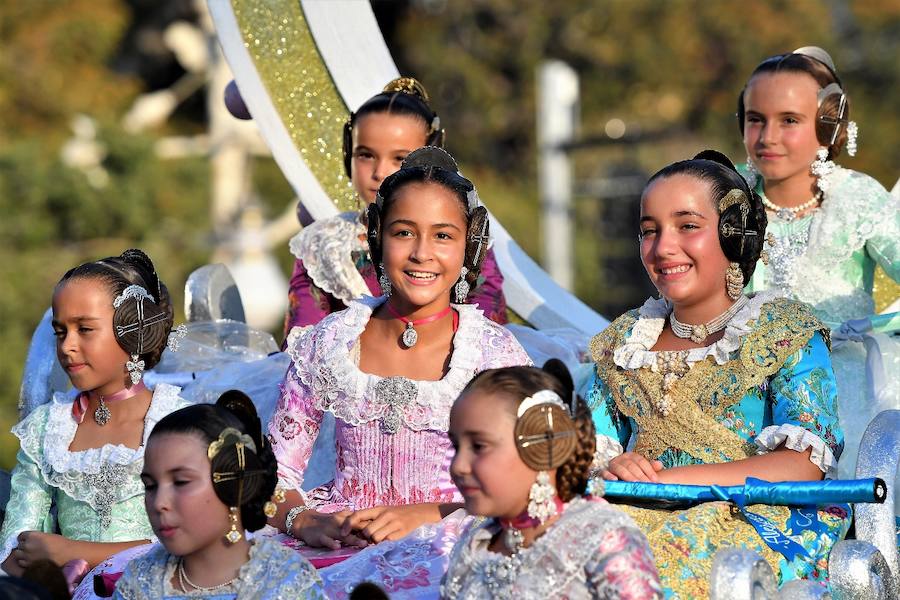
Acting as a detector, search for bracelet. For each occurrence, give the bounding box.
[284,505,308,538]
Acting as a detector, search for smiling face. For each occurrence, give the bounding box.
[52,277,131,396]
[142,432,233,559]
[351,112,429,204]
[449,390,538,520]
[742,72,822,188]
[639,175,730,306]
[380,180,467,312]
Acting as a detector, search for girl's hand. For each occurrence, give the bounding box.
[341,504,441,544]
[13,531,70,568]
[603,452,664,482]
[294,510,368,550]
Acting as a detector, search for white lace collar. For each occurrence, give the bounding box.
[612,292,777,370]
[286,296,488,431]
[18,383,184,475]
[288,211,370,304]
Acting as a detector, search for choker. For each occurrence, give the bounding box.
[73,382,147,426]
[385,304,453,348]
[760,189,821,222]
[498,497,564,553]
[669,295,749,344]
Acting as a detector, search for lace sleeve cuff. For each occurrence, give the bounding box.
[590,434,624,476]
[0,536,16,565]
[755,423,838,477]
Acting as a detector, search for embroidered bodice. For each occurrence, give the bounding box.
[588,293,843,477]
[0,384,190,563]
[112,537,325,599]
[744,166,899,324]
[441,497,663,599]
[270,296,531,511]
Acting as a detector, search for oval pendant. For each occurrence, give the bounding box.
[401,324,418,348]
[94,402,111,426]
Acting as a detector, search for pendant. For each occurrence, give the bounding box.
[401,322,418,348]
[503,527,524,553]
[689,324,708,344]
[776,208,795,222]
[94,398,111,426]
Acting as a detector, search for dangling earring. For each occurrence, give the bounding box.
[744,155,759,188]
[378,263,392,297]
[726,262,744,300]
[845,121,858,157]
[225,506,242,544]
[527,471,558,524]
[125,354,145,385]
[810,147,835,194]
[454,266,470,303]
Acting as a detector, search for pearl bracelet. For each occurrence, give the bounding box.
[284,505,308,538]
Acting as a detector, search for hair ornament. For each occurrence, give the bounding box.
[208,427,257,462]
[517,390,569,417]
[383,76,430,103]
[717,189,758,255]
[113,284,155,309]
[792,46,837,73]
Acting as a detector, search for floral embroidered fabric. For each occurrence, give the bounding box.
[0,384,189,564]
[441,497,663,599]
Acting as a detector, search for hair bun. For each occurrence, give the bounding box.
[401,146,459,172]
[216,390,264,451]
[541,359,574,398]
[515,403,577,471]
[119,249,161,300]
[382,76,431,104]
[692,149,738,173]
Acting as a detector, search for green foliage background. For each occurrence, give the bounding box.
[1,0,898,468]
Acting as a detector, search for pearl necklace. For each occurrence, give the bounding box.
[760,189,821,222]
[176,559,240,594]
[669,295,749,344]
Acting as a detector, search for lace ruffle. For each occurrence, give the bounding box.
[285,296,516,432]
[755,423,838,477]
[592,434,624,474]
[288,212,370,304]
[612,292,776,370]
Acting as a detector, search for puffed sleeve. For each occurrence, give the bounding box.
[283,259,331,338]
[467,248,509,325]
[0,448,55,563]
[586,369,629,466]
[268,330,326,496]
[585,524,663,599]
[479,321,532,369]
[863,179,900,282]
[754,332,842,477]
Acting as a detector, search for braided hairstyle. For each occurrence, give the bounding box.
[737,48,851,159]
[148,391,278,532]
[645,150,768,285]
[342,76,445,177]
[460,360,596,502]
[58,249,174,370]
[366,147,490,301]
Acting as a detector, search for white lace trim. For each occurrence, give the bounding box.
[288,212,370,304]
[754,423,838,477]
[591,434,624,475]
[285,296,515,432]
[12,384,185,501]
[612,292,777,370]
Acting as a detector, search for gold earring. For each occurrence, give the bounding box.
[225,506,242,544]
[726,262,744,300]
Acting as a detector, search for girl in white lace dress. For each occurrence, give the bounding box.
[737,46,900,481]
[0,250,190,584]
[442,361,662,600]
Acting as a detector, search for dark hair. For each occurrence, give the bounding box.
[645,150,767,284]
[147,391,278,532]
[57,249,174,370]
[460,360,596,502]
[342,77,444,177]
[737,51,850,158]
[366,147,490,299]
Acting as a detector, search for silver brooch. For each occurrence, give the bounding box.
[374,376,417,434]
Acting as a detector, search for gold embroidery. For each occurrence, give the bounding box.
[591,298,827,464]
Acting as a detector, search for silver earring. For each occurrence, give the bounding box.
[378,263,392,297]
[810,147,835,194]
[725,262,744,300]
[846,121,858,156]
[744,155,759,188]
[454,266,470,303]
[125,354,145,385]
[527,471,557,524]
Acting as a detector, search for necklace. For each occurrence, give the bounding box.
[760,189,821,222]
[384,304,453,348]
[669,295,749,344]
[72,382,147,426]
[176,559,240,594]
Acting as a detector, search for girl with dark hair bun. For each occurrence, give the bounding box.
[737,46,900,486]
[268,147,530,596]
[443,361,662,599]
[283,77,508,335]
[111,391,324,599]
[587,152,850,596]
[0,250,191,586]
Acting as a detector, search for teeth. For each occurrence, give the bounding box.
[407,271,437,280]
[661,265,690,274]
